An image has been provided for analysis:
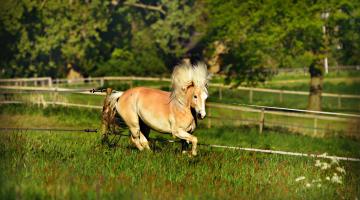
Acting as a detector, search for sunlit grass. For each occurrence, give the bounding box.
[0,105,359,199]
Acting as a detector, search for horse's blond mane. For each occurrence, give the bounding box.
[192,62,208,88]
[171,62,208,104]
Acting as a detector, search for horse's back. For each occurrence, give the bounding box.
[118,87,172,133]
[119,87,170,106]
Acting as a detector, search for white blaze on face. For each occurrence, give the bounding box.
[199,90,208,118]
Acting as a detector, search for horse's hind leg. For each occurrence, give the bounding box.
[129,127,144,151]
[129,127,151,151]
[119,96,150,151]
[139,133,151,150]
[139,120,151,150]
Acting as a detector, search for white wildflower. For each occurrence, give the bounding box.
[331,173,342,184]
[312,178,321,183]
[330,157,339,165]
[314,160,331,170]
[336,166,346,174]
[295,176,306,182]
[319,152,328,157]
[326,176,330,181]
[317,183,322,188]
[306,183,312,188]
[321,162,331,170]
[315,160,321,167]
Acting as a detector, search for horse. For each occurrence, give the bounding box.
[105,62,209,156]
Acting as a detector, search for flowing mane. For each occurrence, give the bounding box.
[170,62,208,104]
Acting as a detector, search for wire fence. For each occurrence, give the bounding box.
[1,87,360,161]
[1,90,359,139]
[1,75,359,113]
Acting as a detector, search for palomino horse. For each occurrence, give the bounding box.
[106,62,209,156]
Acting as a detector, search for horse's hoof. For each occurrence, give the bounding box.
[191,151,197,156]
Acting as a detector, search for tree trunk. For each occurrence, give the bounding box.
[307,60,324,111]
[206,41,228,74]
[66,63,83,82]
[308,76,323,111]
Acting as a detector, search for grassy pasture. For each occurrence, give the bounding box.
[1,91,358,138]
[1,105,360,199]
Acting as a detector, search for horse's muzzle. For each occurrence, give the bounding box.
[197,112,206,120]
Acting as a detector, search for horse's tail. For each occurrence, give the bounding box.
[108,91,123,115]
[101,89,123,134]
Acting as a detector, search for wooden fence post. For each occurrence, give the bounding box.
[249,88,253,104]
[54,91,59,104]
[219,87,222,100]
[313,118,318,136]
[100,78,105,87]
[47,77,52,87]
[259,108,265,134]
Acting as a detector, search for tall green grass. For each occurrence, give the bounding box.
[1,105,359,199]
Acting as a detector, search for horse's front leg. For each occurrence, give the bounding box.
[173,129,198,156]
[181,139,190,154]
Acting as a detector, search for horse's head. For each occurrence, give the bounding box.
[171,62,209,119]
[186,82,208,119]
[189,85,208,119]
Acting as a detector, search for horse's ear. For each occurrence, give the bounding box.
[182,81,194,91]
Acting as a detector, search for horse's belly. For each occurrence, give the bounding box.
[139,112,172,133]
[132,87,173,133]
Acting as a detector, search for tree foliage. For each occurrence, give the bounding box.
[205,0,360,85]
[0,0,203,77]
[0,0,359,80]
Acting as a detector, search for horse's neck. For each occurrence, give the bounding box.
[170,86,194,113]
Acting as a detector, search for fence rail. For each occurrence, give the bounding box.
[0,77,52,87]
[206,102,359,137]
[276,65,360,74]
[1,76,359,99]
[1,85,358,117]
[1,88,359,138]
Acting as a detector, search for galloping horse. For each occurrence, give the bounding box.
[106,62,209,156]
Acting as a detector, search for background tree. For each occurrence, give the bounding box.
[0,0,359,111]
[0,0,110,78]
[0,0,204,77]
[204,0,360,110]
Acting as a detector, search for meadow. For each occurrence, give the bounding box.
[1,71,359,199]
[1,105,359,199]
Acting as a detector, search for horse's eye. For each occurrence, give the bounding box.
[194,95,197,99]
